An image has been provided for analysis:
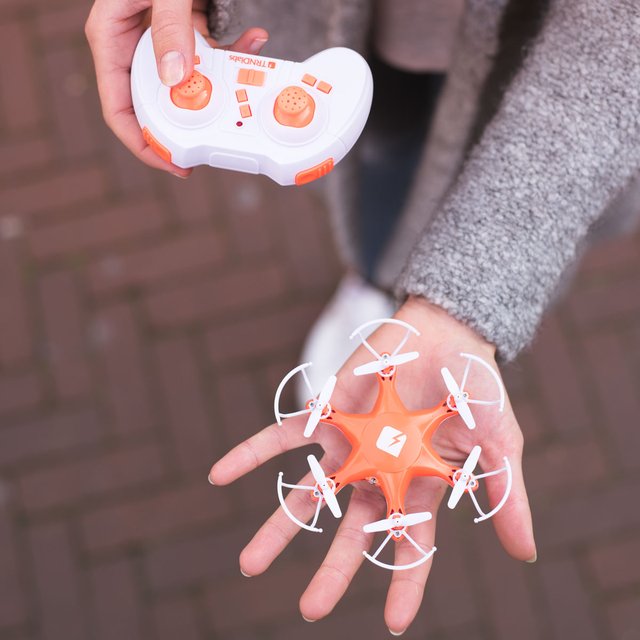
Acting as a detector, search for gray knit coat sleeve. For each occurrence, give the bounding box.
[395,0,640,361]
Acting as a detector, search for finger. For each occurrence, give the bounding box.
[385,479,443,634]
[299,486,386,621]
[152,0,195,86]
[208,418,311,485]
[86,20,191,176]
[483,434,536,562]
[222,27,269,54]
[239,462,339,576]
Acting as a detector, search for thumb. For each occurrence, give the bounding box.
[152,0,195,86]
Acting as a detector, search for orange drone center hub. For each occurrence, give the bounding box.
[361,412,423,473]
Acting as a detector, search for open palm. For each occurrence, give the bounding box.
[209,297,536,634]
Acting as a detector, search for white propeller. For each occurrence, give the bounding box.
[363,510,432,533]
[303,375,336,438]
[307,454,341,518]
[353,351,419,377]
[441,366,476,429]
[448,445,482,509]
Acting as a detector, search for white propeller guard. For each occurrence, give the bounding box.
[274,362,314,426]
[276,472,324,533]
[350,318,421,378]
[363,533,436,571]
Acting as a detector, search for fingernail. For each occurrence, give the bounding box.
[171,172,188,179]
[207,474,215,485]
[526,552,538,564]
[389,629,406,636]
[248,37,268,55]
[302,615,316,623]
[240,569,252,577]
[159,50,185,86]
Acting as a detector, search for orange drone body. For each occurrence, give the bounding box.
[310,365,470,522]
[275,318,512,570]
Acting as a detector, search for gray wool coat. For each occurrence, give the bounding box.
[207,0,640,361]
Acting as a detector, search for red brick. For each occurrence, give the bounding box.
[0,371,42,416]
[36,3,89,39]
[28,521,89,640]
[0,407,103,468]
[583,331,640,473]
[92,303,155,436]
[568,275,640,328]
[218,174,275,258]
[524,436,609,503]
[216,370,269,445]
[104,135,156,198]
[205,300,322,366]
[153,337,220,478]
[166,166,218,225]
[0,21,42,130]
[588,535,640,591]
[605,596,640,640]
[18,442,166,512]
[150,597,205,640]
[39,271,91,399]
[0,508,27,628]
[579,234,640,277]
[528,314,592,434]
[204,559,313,632]
[42,46,98,160]
[470,522,540,640]
[3,165,108,220]
[423,514,478,631]
[89,559,144,640]
[0,239,32,367]
[144,524,254,592]
[536,477,640,551]
[0,136,52,176]
[145,263,288,329]
[277,602,390,640]
[30,199,166,260]
[81,483,231,552]
[538,557,601,640]
[270,186,340,291]
[87,228,227,295]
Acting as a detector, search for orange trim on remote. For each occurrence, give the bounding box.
[295,158,334,185]
[142,126,172,163]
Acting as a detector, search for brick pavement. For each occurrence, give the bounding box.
[1,2,640,639]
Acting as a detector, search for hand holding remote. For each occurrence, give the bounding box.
[85,0,268,177]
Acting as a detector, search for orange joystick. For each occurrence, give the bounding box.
[273,85,315,128]
[170,70,212,111]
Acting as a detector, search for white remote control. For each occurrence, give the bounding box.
[131,28,373,186]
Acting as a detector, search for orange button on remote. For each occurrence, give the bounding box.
[239,104,252,118]
[237,68,265,86]
[273,86,315,128]
[302,73,317,86]
[235,89,248,102]
[170,70,212,110]
[295,158,334,185]
[317,81,332,94]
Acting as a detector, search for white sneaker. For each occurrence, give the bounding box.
[296,272,396,405]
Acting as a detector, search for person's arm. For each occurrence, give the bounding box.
[396,0,640,361]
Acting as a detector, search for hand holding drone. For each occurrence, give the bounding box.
[209,297,536,634]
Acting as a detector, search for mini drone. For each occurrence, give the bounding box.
[273,318,512,571]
